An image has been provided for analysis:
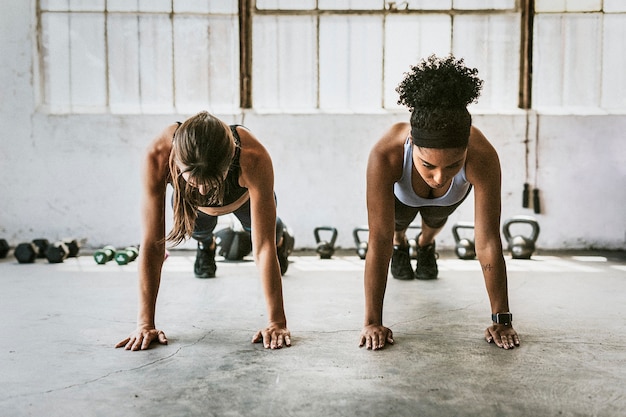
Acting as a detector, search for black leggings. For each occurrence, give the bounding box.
[394,186,472,231]
[191,197,284,244]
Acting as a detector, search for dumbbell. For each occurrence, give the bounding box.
[114,246,139,265]
[452,222,476,260]
[62,239,80,258]
[33,239,50,258]
[502,215,540,259]
[44,241,70,263]
[94,245,117,264]
[0,239,9,258]
[314,226,338,259]
[352,226,369,260]
[14,239,49,263]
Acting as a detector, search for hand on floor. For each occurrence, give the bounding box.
[252,324,291,349]
[485,324,520,349]
[115,327,168,351]
[359,324,394,350]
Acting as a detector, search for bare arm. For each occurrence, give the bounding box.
[116,125,175,350]
[237,127,290,349]
[466,127,520,349]
[359,124,407,350]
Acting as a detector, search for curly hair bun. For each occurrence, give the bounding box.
[396,55,483,110]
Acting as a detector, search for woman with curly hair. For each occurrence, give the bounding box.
[116,111,291,351]
[359,55,520,351]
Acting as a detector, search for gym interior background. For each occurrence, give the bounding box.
[1,0,625,251]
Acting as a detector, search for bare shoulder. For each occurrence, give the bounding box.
[143,124,176,190]
[368,122,409,182]
[235,126,273,186]
[465,126,501,184]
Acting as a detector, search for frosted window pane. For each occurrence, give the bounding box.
[384,14,451,109]
[604,0,626,12]
[107,0,139,12]
[256,0,316,10]
[319,16,383,110]
[318,0,384,9]
[41,0,70,11]
[173,16,239,113]
[108,15,141,113]
[535,0,567,12]
[453,0,515,10]
[69,0,104,11]
[41,13,71,110]
[406,0,452,10]
[533,14,601,109]
[602,15,626,109]
[562,14,601,107]
[253,16,317,110]
[138,0,171,12]
[533,15,566,108]
[174,0,238,13]
[453,14,520,110]
[138,15,174,112]
[69,13,106,108]
[565,0,601,12]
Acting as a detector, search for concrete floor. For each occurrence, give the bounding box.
[1,249,625,417]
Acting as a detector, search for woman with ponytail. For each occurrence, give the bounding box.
[360,55,519,351]
[117,111,291,351]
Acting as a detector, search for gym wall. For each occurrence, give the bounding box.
[0,2,624,251]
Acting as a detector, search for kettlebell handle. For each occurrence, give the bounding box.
[314,226,338,246]
[502,216,540,242]
[452,221,475,242]
[352,226,369,245]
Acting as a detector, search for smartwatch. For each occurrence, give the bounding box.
[491,312,513,326]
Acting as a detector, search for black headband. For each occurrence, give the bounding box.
[411,124,470,149]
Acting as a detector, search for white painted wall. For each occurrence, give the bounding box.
[1,3,625,251]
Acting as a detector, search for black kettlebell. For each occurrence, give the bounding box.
[502,215,540,259]
[215,227,252,261]
[452,221,476,260]
[352,226,369,260]
[314,226,338,259]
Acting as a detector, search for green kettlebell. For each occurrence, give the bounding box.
[314,226,338,259]
[352,226,369,260]
[452,221,476,260]
[502,216,540,259]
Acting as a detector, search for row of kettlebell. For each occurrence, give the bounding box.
[313,215,540,260]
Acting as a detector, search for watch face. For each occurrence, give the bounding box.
[493,313,512,324]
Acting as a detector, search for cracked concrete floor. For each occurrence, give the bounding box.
[1,250,625,417]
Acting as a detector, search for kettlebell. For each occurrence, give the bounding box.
[502,215,540,259]
[406,224,422,259]
[215,227,253,261]
[452,221,476,260]
[352,226,369,260]
[314,226,338,259]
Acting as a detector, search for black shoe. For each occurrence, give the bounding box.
[415,239,438,280]
[194,240,216,278]
[391,245,414,280]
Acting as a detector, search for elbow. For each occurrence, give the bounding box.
[475,239,504,261]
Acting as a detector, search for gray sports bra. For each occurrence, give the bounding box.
[394,137,471,207]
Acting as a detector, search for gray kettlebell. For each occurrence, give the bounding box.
[352,226,369,260]
[452,221,476,260]
[314,226,338,259]
[502,215,540,259]
[406,224,422,259]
